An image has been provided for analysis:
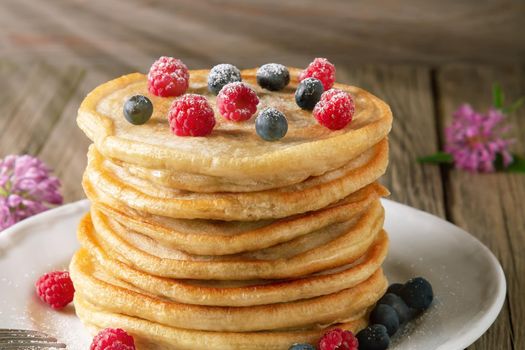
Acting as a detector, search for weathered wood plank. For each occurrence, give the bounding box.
[0,59,87,202]
[36,69,111,203]
[338,65,446,217]
[1,0,524,66]
[436,65,525,350]
[0,61,84,155]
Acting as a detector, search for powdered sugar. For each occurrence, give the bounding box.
[299,58,336,90]
[257,63,287,76]
[207,64,242,95]
[147,56,189,97]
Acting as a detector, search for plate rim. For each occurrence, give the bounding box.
[0,199,507,350]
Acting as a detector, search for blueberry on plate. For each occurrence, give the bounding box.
[256,63,290,91]
[378,293,411,324]
[123,95,153,125]
[295,77,324,110]
[255,107,288,141]
[356,324,390,350]
[370,304,400,336]
[386,283,404,296]
[288,343,315,350]
[208,64,242,95]
[400,277,434,311]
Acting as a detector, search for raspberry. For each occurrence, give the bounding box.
[148,56,189,97]
[319,328,359,350]
[299,58,336,90]
[313,89,355,130]
[90,328,136,350]
[217,82,259,122]
[35,271,75,309]
[168,94,216,136]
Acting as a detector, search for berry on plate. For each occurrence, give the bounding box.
[148,56,189,97]
[256,63,290,91]
[208,64,242,95]
[217,82,259,122]
[400,277,434,311]
[35,271,75,309]
[318,328,359,350]
[370,304,400,336]
[255,107,288,141]
[123,95,153,125]
[356,324,390,350]
[168,94,216,136]
[295,77,324,110]
[299,58,336,90]
[288,343,316,350]
[386,283,404,296]
[313,89,355,130]
[90,328,136,350]
[377,292,412,324]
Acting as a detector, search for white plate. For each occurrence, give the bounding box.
[0,199,506,350]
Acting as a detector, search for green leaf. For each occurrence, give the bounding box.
[492,83,505,109]
[495,153,525,173]
[417,152,454,164]
[507,154,525,173]
[503,96,525,114]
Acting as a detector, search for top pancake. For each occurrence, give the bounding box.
[77,68,392,186]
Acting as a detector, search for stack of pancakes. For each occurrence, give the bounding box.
[70,68,393,349]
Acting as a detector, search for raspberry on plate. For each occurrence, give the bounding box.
[217,82,259,122]
[168,94,216,136]
[299,58,336,90]
[90,328,136,350]
[35,271,75,309]
[313,89,355,130]
[319,328,359,350]
[148,56,190,97]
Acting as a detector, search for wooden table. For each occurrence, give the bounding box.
[1,1,524,349]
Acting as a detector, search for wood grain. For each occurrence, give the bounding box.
[338,65,446,217]
[436,65,525,350]
[1,0,524,67]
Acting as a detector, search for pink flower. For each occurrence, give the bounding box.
[0,155,62,231]
[445,104,514,173]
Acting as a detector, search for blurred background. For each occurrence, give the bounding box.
[0,1,524,349]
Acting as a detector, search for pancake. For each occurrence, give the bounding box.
[77,68,392,190]
[73,63,394,349]
[83,139,388,221]
[91,183,388,255]
[80,201,384,280]
[69,250,387,332]
[76,230,388,306]
[75,295,368,350]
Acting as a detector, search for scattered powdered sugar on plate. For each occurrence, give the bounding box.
[390,299,445,349]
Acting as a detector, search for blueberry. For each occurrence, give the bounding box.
[356,324,390,350]
[295,77,324,110]
[123,95,153,125]
[400,277,434,311]
[288,343,315,350]
[378,293,411,324]
[256,63,290,91]
[386,283,404,296]
[208,64,242,95]
[255,107,288,141]
[370,304,399,336]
